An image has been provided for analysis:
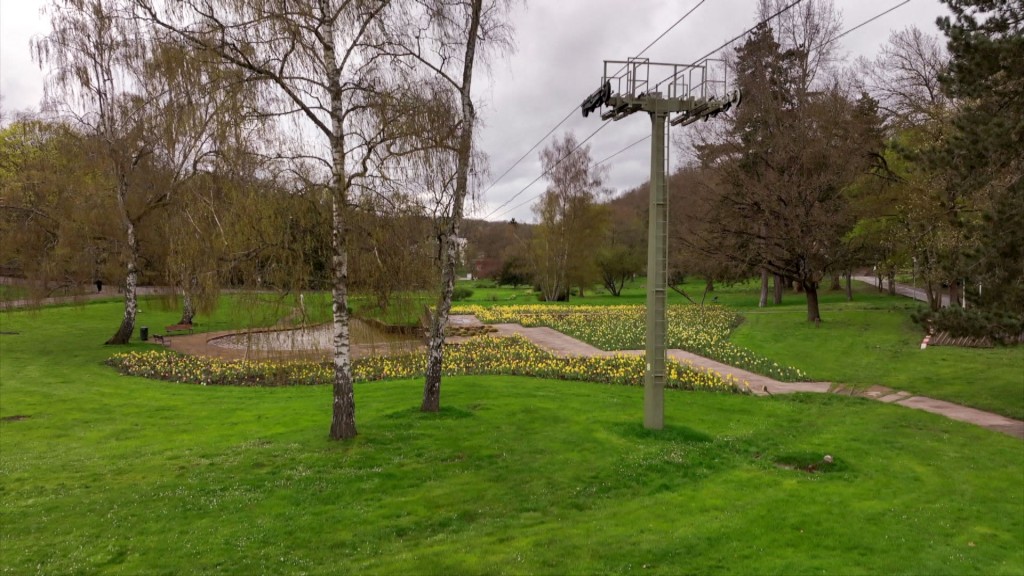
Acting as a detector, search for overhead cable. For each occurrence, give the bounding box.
[487,0,915,222]
[478,1,709,218]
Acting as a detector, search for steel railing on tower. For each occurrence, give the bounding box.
[581,58,740,430]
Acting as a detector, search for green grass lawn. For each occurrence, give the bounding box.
[351,292,433,327]
[463,279,1024,420]
[459,278,677,307]
[733,305,1024,418]
[702,282,1024,420]
[2,300,1023,574]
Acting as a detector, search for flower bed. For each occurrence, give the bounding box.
[106,335,748,393]
[452,304,808,381]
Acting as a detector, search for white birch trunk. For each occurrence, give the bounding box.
[323,10,356,439]
[106,183,138,345]
[423,0,483,412]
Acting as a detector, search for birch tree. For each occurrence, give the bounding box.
[399,0,513,412]
[34,0,151,343]
[36,0,232,343]
[418,0,484,413]
[133,0,425,439]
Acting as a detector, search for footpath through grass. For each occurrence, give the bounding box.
[454,303,808,381]
[734,305,1024,418]
[458,279,1024,420]
[709,282,1024,420]
[2,300,1024,574]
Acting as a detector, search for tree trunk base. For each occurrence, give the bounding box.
[420,392,440,413]
[105,322,134,345]
[330,392,358,440]
[804,280,821,323]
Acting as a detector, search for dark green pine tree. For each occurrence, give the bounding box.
[937,0,1024,315]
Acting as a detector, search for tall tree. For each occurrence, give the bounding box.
[850,27,954,307]
[696,1,883,322]
[384,0,514,413]
[936,0,1024,314]
[595,184,646,297]
[36,1,232,343]
[134,0,421,439]
[530,132,608,302]
[149,38,268,324]
[35,0,150,344]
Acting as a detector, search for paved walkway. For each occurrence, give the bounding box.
[0,285,167,310]
[8,285,1018,440]
[852,275,950,306]
[469,316,1024,440]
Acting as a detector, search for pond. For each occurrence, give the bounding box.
[209,318,422,358]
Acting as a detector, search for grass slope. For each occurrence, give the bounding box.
[705,282,1024,420]
[1,301,1023,574]
[461,279,1024,420]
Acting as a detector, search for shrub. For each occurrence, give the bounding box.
[451,287,474,301]
[912,306,1023,344]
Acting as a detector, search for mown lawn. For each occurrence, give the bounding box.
[733,305,1024,419]
[462,279,1024,420]
[711,283,1024,420]
[1,300,1023,574]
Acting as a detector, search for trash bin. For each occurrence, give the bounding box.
[140,326,149,341]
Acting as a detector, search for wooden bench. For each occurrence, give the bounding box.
[151,323,194,346]
[164,323,194,334]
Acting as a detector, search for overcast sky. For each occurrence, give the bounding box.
[1,0,951,223]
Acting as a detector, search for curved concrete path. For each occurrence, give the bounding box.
[852,275,950,306]
[473,317,1024,440]
[24,291,1007,438]
[0,285,168,310]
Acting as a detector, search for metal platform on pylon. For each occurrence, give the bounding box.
[579,55,739,431]
[602,57,728,103]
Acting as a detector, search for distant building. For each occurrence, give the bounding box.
[473,257,501,280]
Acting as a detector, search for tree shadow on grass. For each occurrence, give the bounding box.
[383,406,476,421]
[613,421,714,443]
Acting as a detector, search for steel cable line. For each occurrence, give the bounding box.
[486,1,811,222]
[477,0,712,207]
[486,1,813,222]
[490,124,648,221]
[487,129,644,221]
[596,135,650,165]
[625,0,915,160]
[478,1,709,219]
[487,0,916,222]
[831,0,912,42]
[652,0,912,91]
[486,121,613,220]
[652,0,807,92]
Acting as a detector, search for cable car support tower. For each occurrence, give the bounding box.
[581,58,739,430]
